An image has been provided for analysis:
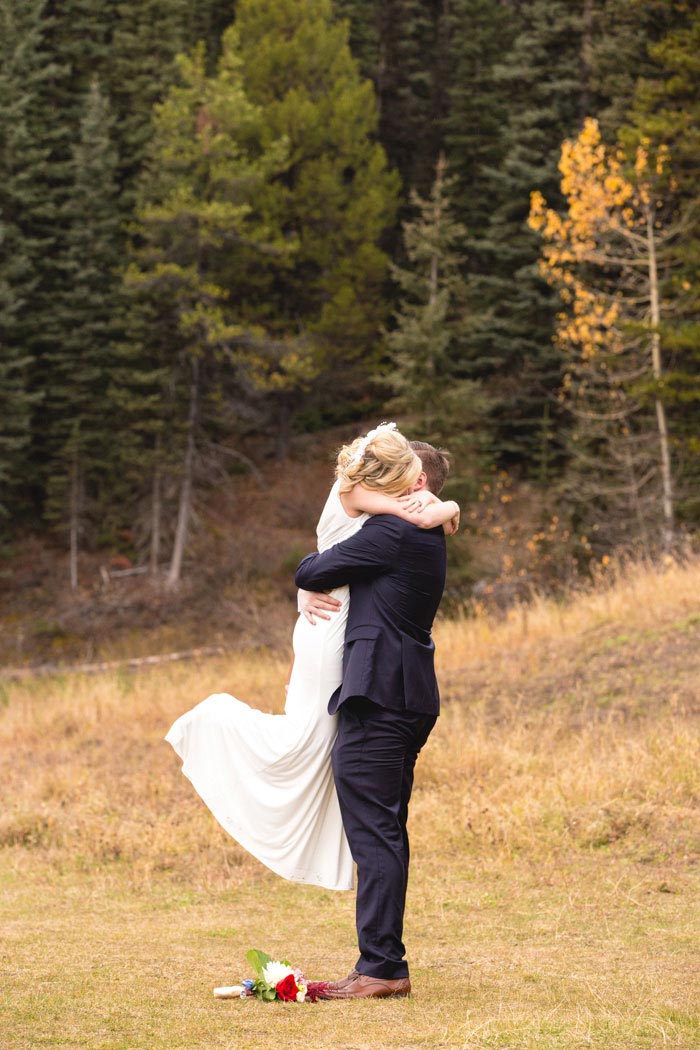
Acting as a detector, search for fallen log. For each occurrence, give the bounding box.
[1,644,239,682]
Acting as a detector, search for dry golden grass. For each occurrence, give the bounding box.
[2,557,700,1048]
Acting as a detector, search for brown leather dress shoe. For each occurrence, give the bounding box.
[325,968,360,991]
[325,974,411,999]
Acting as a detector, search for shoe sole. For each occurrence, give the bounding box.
[326,989,411,1000]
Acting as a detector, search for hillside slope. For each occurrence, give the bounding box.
[435,556,700,723]
[2,421,698,675]
[0,427,361,667]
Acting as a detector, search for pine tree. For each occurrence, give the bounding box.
[105,0,193,209]
[129,2,400,580]
[465,1,585,476]
[375,0,447,197]
[332,0,380,80]
[22,0,204,542]
[19,1,113,519]
[335,0,447,199]
[626,4,700,193]
[588,0,684,137]
[228,0,400,427]
[0,0,54,521]
[42,80,124,587]
[107,287,173,575]
[0,291,40,521]
[129,42,290,587]
[188,0,238,66]
[387,154,490,488]
[443,0,514,239]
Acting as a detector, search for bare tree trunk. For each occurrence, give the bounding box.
[275,396,293,459]
[429,252,439,309]
[429,155,445,310]
[69,447,79,592]
[426,153,444,382]
[538,402,551,488]
[646,205,674,548]
[149,435,162,576]
[623,445,650,556]
[166,359,198,591]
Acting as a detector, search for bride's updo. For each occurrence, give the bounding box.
[336,422,421,498]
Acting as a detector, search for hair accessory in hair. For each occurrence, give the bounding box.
[350,421,397,466]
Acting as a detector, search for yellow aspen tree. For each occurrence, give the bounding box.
[529,117,680,550]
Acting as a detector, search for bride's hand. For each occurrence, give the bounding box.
[398,490,437,514]
[298,588,342,625]
[444,509,460,536]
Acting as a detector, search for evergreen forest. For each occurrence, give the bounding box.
[2,0,700,595]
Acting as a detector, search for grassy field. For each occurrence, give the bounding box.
[2,558,700,1048]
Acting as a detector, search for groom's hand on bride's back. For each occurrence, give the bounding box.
[297,588,342,625]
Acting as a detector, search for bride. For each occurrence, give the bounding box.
[165,423,459,890]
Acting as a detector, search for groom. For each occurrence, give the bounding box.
[294,441,450,999]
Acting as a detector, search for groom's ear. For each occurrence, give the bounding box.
[413,471,429,492]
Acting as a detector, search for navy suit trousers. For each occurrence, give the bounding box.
[331,697,437,979]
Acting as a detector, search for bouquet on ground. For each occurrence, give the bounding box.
[213,949,330,1003]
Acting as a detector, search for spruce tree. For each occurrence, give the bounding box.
[626,5,700,193]
[588,0,683,136]
[0,0,53,520]
[466,0,584,476]
[43,80,124,587]
[375,0,446,197]
[107,286,173,574]
[106,0,193,209]
[188,0,238,66]
[129,43,290,587]
[332,0,380,81]
[387,154,489,489]
[20,1,108,516]
[443,0,514,240]
[623,6,700,524]
[335,0,447,198]
[0,302,39,521]
[23,0,203,542]
[129,2,400,579]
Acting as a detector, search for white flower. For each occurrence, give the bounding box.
[262,960,293,987]
[296,982,308,1003]
[350,421,397,465]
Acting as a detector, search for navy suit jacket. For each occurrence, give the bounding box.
[294,515,446,715]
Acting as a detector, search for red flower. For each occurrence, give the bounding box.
[275,974,298,1001]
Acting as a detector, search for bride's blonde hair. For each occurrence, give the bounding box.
[336,423,421,498]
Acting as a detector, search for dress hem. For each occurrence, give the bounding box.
[166,734,355,893]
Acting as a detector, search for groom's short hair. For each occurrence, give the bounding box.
[409,441,450,495]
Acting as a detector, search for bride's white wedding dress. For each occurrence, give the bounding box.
[165,481,367,891]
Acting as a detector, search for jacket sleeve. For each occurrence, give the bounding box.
[294,515,404,591]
